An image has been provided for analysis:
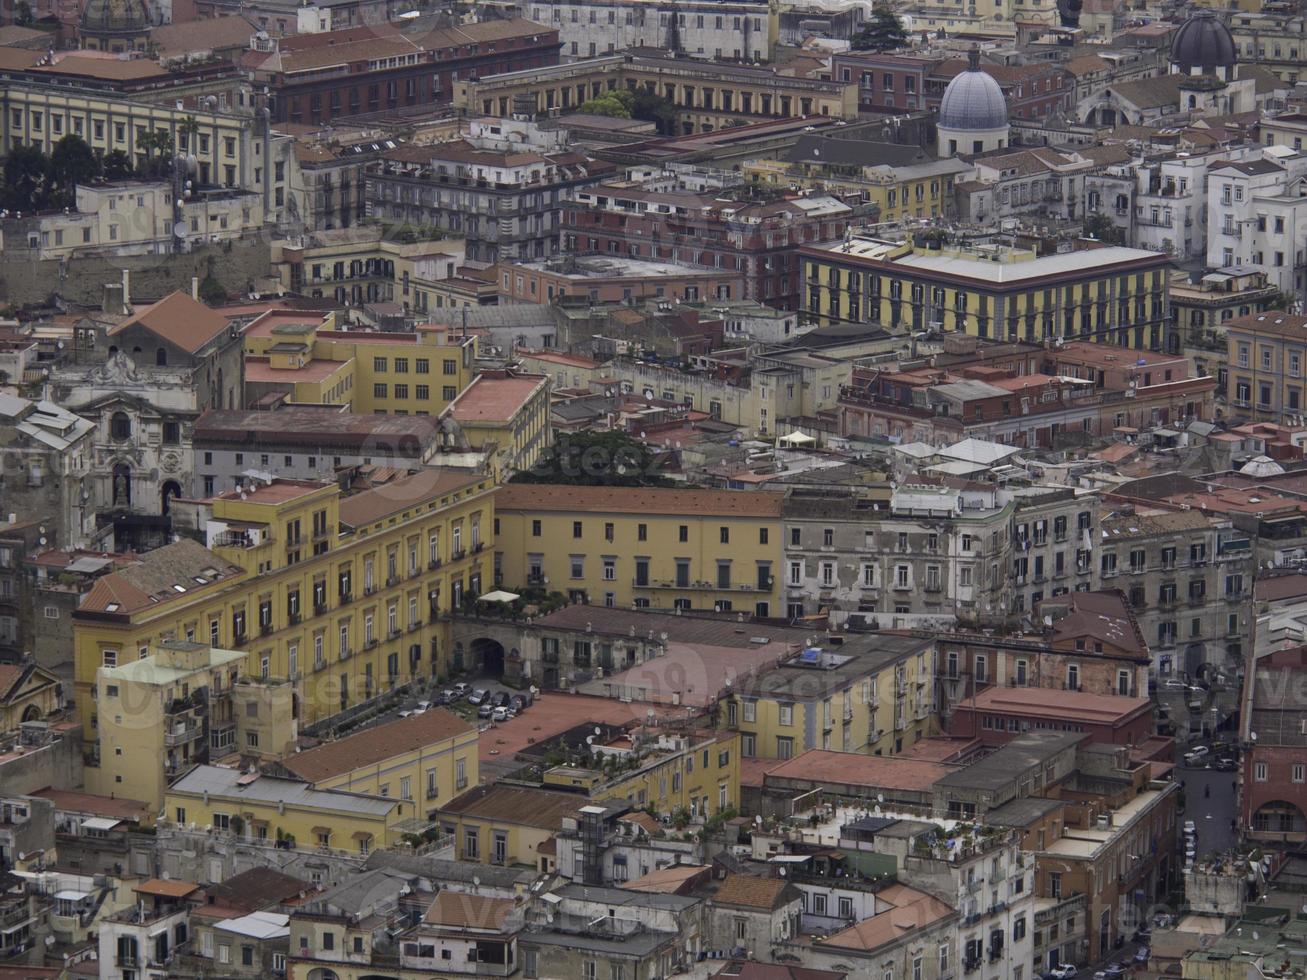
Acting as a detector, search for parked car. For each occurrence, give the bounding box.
[415,700,431,714]
[468,688,489,705]
[477,703,493,719]
[1183,820,1196,835]
[1047,965,1078,979]
[1184,745,1210,765]
[1162,678,1189,690]
[492,691,512,708]
[491,706,510,722]
[398,709,413,718]
[1213,756,1238,772]
[1094,964,1128,979]
[510,694,528,713]
[453,682,471,696]
[1134,946,1151,965]
[441,689,458,703]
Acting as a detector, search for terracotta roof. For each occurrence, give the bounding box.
[714,874,796,910]
[448,372,547,424]
[1063,54,1110,75]
[1226,310,1307,338]
[282,709,474,783]
[423,892,516,931]
[151,14,254,55]
[0,665,28,702]
[136,878,201,900]
[30,787,150,822]
[964,685,1150,723]
[819,883,953,951]
[438,784,581,831]
[762,750,956,792]
[1256,572,1307,602]
[337,468,488,528]
[494,484,784,518]
[620,864,711,894]
[77,538,242,616]
[203,867,312,910]
[108,291,231,355]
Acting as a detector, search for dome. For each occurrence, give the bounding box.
[1239,455,1285,478]
[1170,9,1236,75]
[80,0,151,34]
[939,49,1008,132]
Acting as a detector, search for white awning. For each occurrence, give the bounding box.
[778,432,815,446]
[80,817,122,831]
[477,590,520,603]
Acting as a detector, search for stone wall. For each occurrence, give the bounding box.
[0,728,83,795]
[0,236,274,307]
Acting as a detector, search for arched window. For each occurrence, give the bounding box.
[110,412,131,441]
[156,347,168,367]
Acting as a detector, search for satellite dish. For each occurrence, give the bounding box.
[472,876,480,888]
[173,221,188,238]
[595,727,602,735]
[755,815,763,826]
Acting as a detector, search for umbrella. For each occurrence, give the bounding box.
[476,590,520,603]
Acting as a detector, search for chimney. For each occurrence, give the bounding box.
[192,276,199,301]
[120,269,131,311]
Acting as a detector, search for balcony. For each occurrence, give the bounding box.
[313,522,336,541]
[386,576,399,588]
[285,536,303,551]
[231,632,247,648]
[314,601,328,616]
[339,591,353,606]
[364,638,379,651]
[288,611,302,625]
[429,559,443,570]
[450,549,467,561]
[473,542,485,554]
[260,622,274,636]
[388,628,402,641]
[163,725,200,747]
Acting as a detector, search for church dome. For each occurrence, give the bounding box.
[80,0,151,35]
[1170,9,1236,75]
[939,49,1009,132]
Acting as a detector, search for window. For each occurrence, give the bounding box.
[778,703,793,726]
[1255,762,1269,782]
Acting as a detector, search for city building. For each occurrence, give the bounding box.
[1240,644,1307,843]
[1226,311,1307,423]
[0,394,96,552]
[935,49,1011,158]
[724,633,938,760]
[493,484,782,614]
[249,20,563,126]
[191,408,450,497]
[1205,151,1307,299]
[1171,267,1280,379]
[0,662,61,733]
[560,176,852,309]
[98,879,203,980]
[164,764,410,854]
[523,0,776,61]
[437,784,583,868]
[802,234,1175,352]
[72,469,496,785]
[90,640,261,808]
[441,370,551,478]
[276,708,479,821]
[367,128,615,265]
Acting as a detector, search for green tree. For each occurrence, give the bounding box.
[14,0,32,24]
[511,430,675,487]
[1,143,49,211]
[198,272,227,305]
[578,89,634,118]
[852,4,908,51]
[632,90,678,135]
[135,128,174,179]
[1083,213,1124,245]
[101,149,134,181]
[48,134,99,205]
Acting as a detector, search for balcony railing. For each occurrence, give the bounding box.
[164,726,200,747]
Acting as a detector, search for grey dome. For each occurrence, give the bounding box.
[939,49,1008,131]
[1170,9,1236,74]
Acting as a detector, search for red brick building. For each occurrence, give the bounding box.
[248,20,560,125]
[948,686,1155,748]
[830,52,933,113]
[1241,645,1307,844]
[561,182,852,309]
[925,58,1070,122]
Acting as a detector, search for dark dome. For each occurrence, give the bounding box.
[80,0,151,34]
[1057,0,1082,28]
[1170,9,1236,74]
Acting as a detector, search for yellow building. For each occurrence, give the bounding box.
[0,663,61,734]
[242,308,477,415]
[164,764,408,855]
[801,234,1176,351]
[442,370,552,478]
[744,156,971,224]
[494,485,783,616]
[546,729,741,818]
[725,634,937,760]
[0,85,253,188]
[73,469,496,785]
[454,53,858,134]
[438,784,585,869]
[91,640,250,807]
[279,708,478,817]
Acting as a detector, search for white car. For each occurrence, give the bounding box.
[398,709,413,718]
[1048,966,1078,979]
[1183,820,1197,835]
[415,700,431,714]
[1184,746,1210,764]
[491,706,510,722]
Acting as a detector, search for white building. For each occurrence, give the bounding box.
[1206,148,1307,299]
[524,0,775,61]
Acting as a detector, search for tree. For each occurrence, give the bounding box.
[1083,213,1124,245]
[14,0,32,24]
[631,90,678,135]
[1,144,49,211]
[852,4,908,51]
[135,128,174,179]
[578,89,634,119]
[511,430,675,487]
[101,149,134,181]
[48,135,98,205]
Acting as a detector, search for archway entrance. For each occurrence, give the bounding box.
[21,704,41,722]
[471,637,505,678]
[161,480,181,514]
[1185,644,1207,678]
